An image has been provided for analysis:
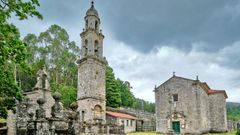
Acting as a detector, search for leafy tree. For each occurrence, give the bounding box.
[0,0,42,118]
[117,79,134,107]
[236,129,240,135]
[132,98,155,113]
[18,25,79,107]
[51,83,77,107]
[35,24,79,86]
[105,65,155,113]
[106,66,121,108]
[19,25,79,90]
[227,102,240,121]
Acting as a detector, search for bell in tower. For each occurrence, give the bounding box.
[77,1,107,124]
[80,1,104,59]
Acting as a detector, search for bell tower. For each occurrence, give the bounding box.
[80,1,103,59]
[77,1,107,124]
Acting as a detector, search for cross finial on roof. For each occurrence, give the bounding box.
[91,1,94,7]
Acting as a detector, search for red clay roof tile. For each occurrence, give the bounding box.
[106,111,136,119]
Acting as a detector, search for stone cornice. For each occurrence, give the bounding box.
[77,96,106,102]
[80,28,104,39]
[76,55,107,66]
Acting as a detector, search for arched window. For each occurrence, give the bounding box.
[94,40,99,57]
[84,39,88,56]
[86,20,88,27]
[94,105,102,119]
[95,21,98,30]
[81,110,85,122]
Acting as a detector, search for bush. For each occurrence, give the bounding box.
[236,129,240,135]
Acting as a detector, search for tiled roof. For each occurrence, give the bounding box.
[106,111,136,119]
[208,89,225,94]
[208,89,228,98]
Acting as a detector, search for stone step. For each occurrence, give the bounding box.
[0,126,7,135]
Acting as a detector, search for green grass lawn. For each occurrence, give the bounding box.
[127,132,160,135]
[0,118,6,123]
[209,131,236,135]
[127,131,237,135]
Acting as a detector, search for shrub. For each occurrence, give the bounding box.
[236,129,240,135]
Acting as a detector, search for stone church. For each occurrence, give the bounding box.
[154,74,228,134]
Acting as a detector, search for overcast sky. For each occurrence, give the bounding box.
[10,0,240,103]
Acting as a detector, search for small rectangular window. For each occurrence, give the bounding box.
[173,94,178,102]
[127,120,129,126]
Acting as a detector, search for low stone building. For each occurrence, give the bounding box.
[155,75,228,134]
[106,111,136,133]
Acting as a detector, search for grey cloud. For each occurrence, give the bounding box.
[14,0,240,53]
[99,0,240,52]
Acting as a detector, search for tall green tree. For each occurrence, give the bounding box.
[117,79,135,107]
[0,0,42,118]
[106,66,121,108]
[18,25,79,107]
[20,25,80,91]
[37,24,79,86]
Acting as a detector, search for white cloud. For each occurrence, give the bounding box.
[104,35,240,103]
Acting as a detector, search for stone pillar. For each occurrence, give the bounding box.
[51,92,63,119]
[7,110,16,135]
[35,98,50,135]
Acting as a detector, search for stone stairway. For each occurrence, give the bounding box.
[0,121,7,135]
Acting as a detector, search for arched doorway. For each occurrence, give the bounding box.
[94,105,102,120]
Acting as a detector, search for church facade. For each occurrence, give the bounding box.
[155,75,228,134]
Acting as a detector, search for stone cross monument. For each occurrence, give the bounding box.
[77,1,107,125]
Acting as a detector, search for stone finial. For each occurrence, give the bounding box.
[196,75,199,81]
[51,92,63,118]
[91,1,94,7]
[173,71,175,76]
[70,102,78,111]
[29,112,34,119]
[52,92,62,102]
[36,98,46,120]
[34,66,50,90]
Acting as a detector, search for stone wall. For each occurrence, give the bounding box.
[77,57,107,124]
[209,93,228,132]
[24,89,55,118]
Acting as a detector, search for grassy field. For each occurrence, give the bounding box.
[127,131,237,135]
[0,118,6,123]
[127,132,159,135]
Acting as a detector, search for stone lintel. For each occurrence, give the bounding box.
[80,27,104,37]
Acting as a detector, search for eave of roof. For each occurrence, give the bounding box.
[106,111,136,120]
[208,89,228,98]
